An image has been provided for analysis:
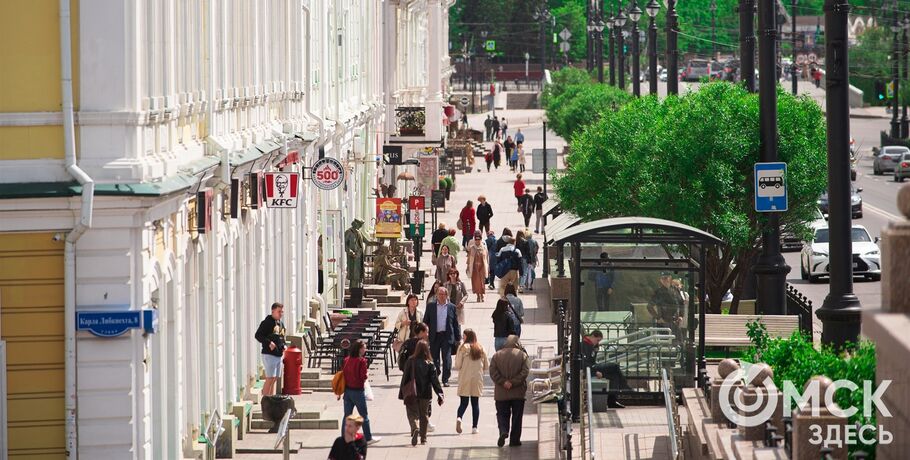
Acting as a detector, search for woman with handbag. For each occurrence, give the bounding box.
[453,329,489,435]
[394,294,423,349]
[399,340,445,446]
[340,340,381,445]
[434,245,456,284]
[491,298,520,351]
[444,269,468,325]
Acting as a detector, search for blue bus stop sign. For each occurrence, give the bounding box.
[754,162,788,212]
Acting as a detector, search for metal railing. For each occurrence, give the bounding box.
[584,367,596,460]
[394,106,426,136]
[661,368,681,460]
[785,283,814,334]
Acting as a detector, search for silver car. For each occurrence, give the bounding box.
[873,145,909,175]
[894,152,910,182]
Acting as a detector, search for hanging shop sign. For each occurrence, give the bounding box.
[383,145,403,165]
[408,196,426,238]
[76,309,158,337]
[276,150,301,170]
[196,188,213,233]
[311,157,345,190]
[375,198,403,238]
[264,172,300,208]
[416,154,439,195]
[249,172,264,209]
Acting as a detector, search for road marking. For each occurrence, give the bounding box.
[865,203,902,221]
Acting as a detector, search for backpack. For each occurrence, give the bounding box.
[495,254,512,279]
[331,370,346,396]
[506,310,522,336]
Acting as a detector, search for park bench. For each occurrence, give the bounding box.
[702,314,800,347]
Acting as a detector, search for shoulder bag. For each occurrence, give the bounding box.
[402,360,418,405]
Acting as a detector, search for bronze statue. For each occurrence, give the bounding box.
[344,219,366,288]
[372,243,411,292]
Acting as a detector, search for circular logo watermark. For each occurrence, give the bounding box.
[718,361,780,427]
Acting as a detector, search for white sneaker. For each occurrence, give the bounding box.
[428,422,436,432]
[472,427,479,434]
[367,436,382,445]
[456,417,463,434]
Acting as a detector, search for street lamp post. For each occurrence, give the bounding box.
[647,0,660,95]
[740,0,757,92]
[630,3,642,96]
[902,15,909,137]
[596,18,606,83]
[792,0,798,95]
[667,0,679,95]
[608,10,617,86]
[587,2,593,71]
[616,7,627,90]
[710,0,717,61]
[816,0,861,348]
[892,6,901,139]
[535,8,550,88]
[754,0,789,316]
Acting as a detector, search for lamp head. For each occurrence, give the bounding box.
[615,10,627,27]
[629,5,643,23]
[646,0,660,18]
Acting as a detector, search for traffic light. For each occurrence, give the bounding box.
[875,80,886,101]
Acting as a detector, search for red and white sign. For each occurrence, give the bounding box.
[264,172,300,208]
[311,157,345,190]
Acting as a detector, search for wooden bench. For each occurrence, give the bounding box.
[702,314,800,347]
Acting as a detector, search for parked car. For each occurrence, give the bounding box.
[682,59,711,82]
[816,187,863,219]
[781,207,825,251]
[873,145,909,175]
[800,224,881,283]
[893,151,910,182]
[659,69,668,81]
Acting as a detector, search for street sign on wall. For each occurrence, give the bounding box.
[311,157,345,190]
[754,162,788,212]
[264,172,300,208]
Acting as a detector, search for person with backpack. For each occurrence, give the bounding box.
[503,283,525,324]
[399,340,445,446]
[339,340,381,445]
[491,299,521,351]
[495,235,522,298]
[453,329,489,435]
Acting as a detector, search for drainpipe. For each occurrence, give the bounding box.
[60,0,95,458]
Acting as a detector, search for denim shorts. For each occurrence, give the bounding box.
[262,354,282,378]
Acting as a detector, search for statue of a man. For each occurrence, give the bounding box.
[344,219,366,288]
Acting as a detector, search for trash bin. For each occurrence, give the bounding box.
[282,346,303,395]
[411,270,425,295]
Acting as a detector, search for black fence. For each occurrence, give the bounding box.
[785,283,814,335]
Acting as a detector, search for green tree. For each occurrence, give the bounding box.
[545,83,633,140]
[553,82,827,312]
[541,66,592,106]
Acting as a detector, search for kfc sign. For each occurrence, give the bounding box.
[264,172,300,208]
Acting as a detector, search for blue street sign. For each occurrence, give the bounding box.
[77,310,159,337]
[754,162,788,212]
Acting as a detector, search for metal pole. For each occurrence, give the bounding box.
[667,0,679,95]
[618,7,626,90]
[903,15,909,138]
[570,242,582,422]
[754,0,789,316]
[649,13,658,94]
[632,16,641,96]
[543,120,548,196]
[609,7,617,86]
[740,0,756,92]
[698,247,707,388]
[791,0,798,95]
[587,2,593,71]
[816,0,861,348]
[711,0,717,60]
[892,4,902,139]
[540,16,547,82]
[597,16,605,83]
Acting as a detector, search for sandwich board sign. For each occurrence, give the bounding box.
[754,162,787,212]
[264,172,300,208]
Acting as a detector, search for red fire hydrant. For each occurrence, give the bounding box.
[282,346,303,395]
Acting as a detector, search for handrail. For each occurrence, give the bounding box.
[661,368,680,460]
[585,367,596,460]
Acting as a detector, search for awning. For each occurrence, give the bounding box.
[544,212,583,244]
[541,198,561,218]
[255,140,281,154]
[549,216,725,246]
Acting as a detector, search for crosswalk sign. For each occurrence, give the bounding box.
[485,40,496,51]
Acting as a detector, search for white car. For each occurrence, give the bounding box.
[800,224,881,283]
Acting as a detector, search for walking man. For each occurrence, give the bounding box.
[489,335,530,447]
[491,117,501,141]
[518,189,534,229]
[423,287,461,386]
[533,186,547,233]
[484,115,493,141]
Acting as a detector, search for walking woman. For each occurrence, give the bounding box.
[465,230,488,302]
[340,340,381,444]
[444,268,469,325]
[491,299,520,351]
[395,294,424,344]
[453,329,489,435]
[399,340,445,446]
[492,139,503,170]
[504,136,516,171]
[459,200,477,248]
[435,244,456,284]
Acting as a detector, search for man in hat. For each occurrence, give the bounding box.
[646,272,685,340]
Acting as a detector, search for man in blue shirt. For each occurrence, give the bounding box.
[423,286,461,386]
[590,252,615,311]
[514,128,524,145]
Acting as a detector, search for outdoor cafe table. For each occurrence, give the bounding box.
[580,311,633,324]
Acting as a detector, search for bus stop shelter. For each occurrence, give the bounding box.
[548,217,724,416]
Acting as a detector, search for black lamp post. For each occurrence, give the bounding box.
[816,0,861,349]
[630,3,642,96]
[666,0,679,95]
[609,7,617,86]
[587,2,594,71]
[534,8,550,86]
[892,6,901,139]
[791,0,798,95]
[646,0,660,95]
[595,17,606,83]
[740,0,756,92]
[710,0,717,61]
[616,7,627,90]
[902,15,909,138]
[754,0,789,316]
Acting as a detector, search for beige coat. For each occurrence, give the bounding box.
[394,306,424,342]
[465,241,488,277]
[453,343,489,397]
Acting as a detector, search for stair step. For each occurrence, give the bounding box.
[301,377,333,388]
[377,303,405,309]
[252,409,324,420]
[251,418,339,430]
[300,369,322,379]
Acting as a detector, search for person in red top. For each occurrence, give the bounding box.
[513,174,526,206]
[459,200,477,248]
[340,340,382,444]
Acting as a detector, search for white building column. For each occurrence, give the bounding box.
[383,0,399,140]
[424,0,443,141]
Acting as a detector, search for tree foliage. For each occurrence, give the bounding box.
[541,66,592,106]
[553,82,827,312]
[545,83,632,140]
